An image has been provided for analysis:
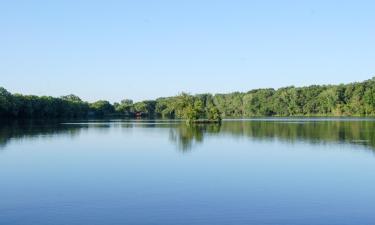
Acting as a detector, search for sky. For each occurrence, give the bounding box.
[1,0,374,103]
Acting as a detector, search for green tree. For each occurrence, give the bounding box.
[0,87,12,116]
[90,100,114,117]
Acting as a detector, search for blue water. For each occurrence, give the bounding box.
[0,119,375,225]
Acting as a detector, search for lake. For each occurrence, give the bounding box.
[1,119,375,225]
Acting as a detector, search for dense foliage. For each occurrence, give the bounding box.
[213,77,375,117]
[1,77,375,119]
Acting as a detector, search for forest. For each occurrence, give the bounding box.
[1,77,375,120]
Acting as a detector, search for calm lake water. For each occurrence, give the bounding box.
[1,119,375,225]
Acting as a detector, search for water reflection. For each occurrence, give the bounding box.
[1,119,375,152]
[168,120,375,152]
[0,120,81,149]
[220,120,375,148]
[169,124,221,152]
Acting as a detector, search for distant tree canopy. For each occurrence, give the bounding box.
[1,77,375,119]
[89,100,115,117]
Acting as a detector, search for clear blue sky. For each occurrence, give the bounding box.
[1,0,374,102]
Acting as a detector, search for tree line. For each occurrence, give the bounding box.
[1,77,375,119]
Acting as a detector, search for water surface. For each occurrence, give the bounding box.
[1,119,375,225]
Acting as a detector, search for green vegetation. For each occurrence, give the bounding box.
[1,77,375,119]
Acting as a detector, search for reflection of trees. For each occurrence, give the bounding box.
[2,119,375,153]
[219,121,375,149]
[169,120,375,152]
[169,124,221,152]
[0,120,84,149]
